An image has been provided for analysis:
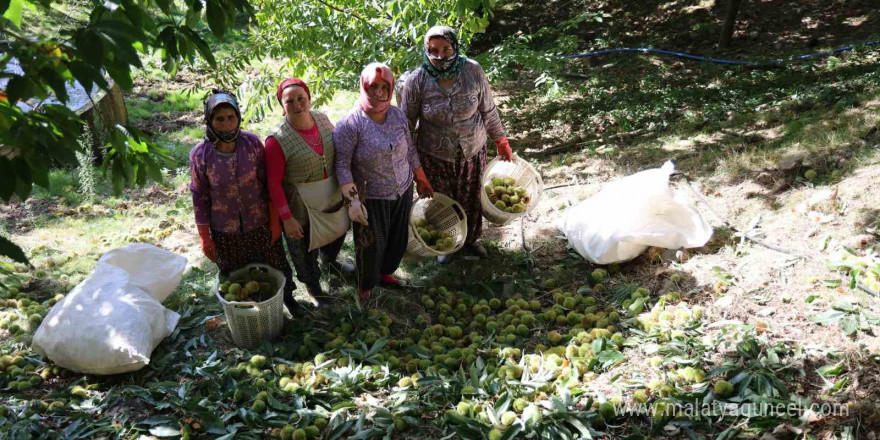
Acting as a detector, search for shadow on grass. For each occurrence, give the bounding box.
[473,0,880,59]
[509,52,879,189]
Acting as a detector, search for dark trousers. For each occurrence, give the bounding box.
[213,225,296,296]
[354,184,414,291]
[284,224,345,289]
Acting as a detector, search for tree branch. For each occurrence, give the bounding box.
[309,0,410,49]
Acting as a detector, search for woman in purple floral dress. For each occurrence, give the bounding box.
[189,90,302,314]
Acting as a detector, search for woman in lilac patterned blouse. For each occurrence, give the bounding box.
[189,90,301,314]
[400,26,514,262]
[334,63,434,302]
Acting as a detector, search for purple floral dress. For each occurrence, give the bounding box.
[189,132,295,294]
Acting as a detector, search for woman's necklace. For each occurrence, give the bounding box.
[288,113,314,130]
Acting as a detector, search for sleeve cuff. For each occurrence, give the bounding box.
[336,173,354,187]
[277,205,292,220]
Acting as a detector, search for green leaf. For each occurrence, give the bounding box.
[729,370,749,385]
[205,0,228,38]
[454,424,485,440]
[717,426,740,440]
[67,60,110,93]
[840,317,858,335]
[99,33,143,68]
[118,0,154,31]
[499,423,523,440]
[2,0,23,27]
[0,0,10,16]
[327,420,356,440]
[331,401,356,411]
[822,279,842,288]
[707,364,738,378]
[5,75,30,104]
[95,19,145,43]
[40,67,69,103]
[12,157,33,200]
[494,390,511,415]
[0,157,14,201]
[154,0,170,13]
[817,362,846,378]
[104,61,133,90]
[596,350,625,368]
[832,301,856,313]
[0,236,29,265]
[831,377,849,392]
[180,27,216,68]
[627,297,648,316]
[811,311,845,325]
[75,30,104,67]
[416,376,442,386]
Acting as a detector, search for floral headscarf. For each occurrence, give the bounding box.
[421,25,468,81]
[204,90,241,144]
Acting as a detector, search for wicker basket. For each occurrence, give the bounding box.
[215,264,286,349]
[406,193,468,257]
[480,154,544,226]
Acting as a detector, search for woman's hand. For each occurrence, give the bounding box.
[349,201,369,225]
[416,179,434,198]
[340,182,368,225]
[201,239,217,262]
[413,167,434,198]
[494,137,514,161]
[196,224,217,262]
[283,217,305,240]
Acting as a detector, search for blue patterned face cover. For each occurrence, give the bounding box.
[422,25,468,81]
[204,90,242,144]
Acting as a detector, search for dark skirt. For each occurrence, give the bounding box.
[420,147,487,245]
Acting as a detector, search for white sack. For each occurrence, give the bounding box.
[96,243,186,302]
[557,161,713,264]
[32,244,186,375]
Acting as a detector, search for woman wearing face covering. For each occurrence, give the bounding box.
[265,78,354,306]
[189,90,300,313]
[334,63,434,302]
[400,26,514,262]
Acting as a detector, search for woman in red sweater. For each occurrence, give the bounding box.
[265,79,353,305]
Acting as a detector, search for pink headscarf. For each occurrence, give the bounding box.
[358,62,394,115]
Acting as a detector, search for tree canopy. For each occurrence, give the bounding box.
[213,0,494,119]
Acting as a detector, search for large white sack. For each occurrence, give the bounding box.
[32,244,186,375]
[96,243,187,302]
[557,161,713,264]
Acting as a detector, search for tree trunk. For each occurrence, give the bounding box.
[80,82,128,163]
[719,0,745,48]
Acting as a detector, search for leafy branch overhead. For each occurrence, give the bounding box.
[0,0,251,262]
[0,0,250,206]
[211,0,495,117]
